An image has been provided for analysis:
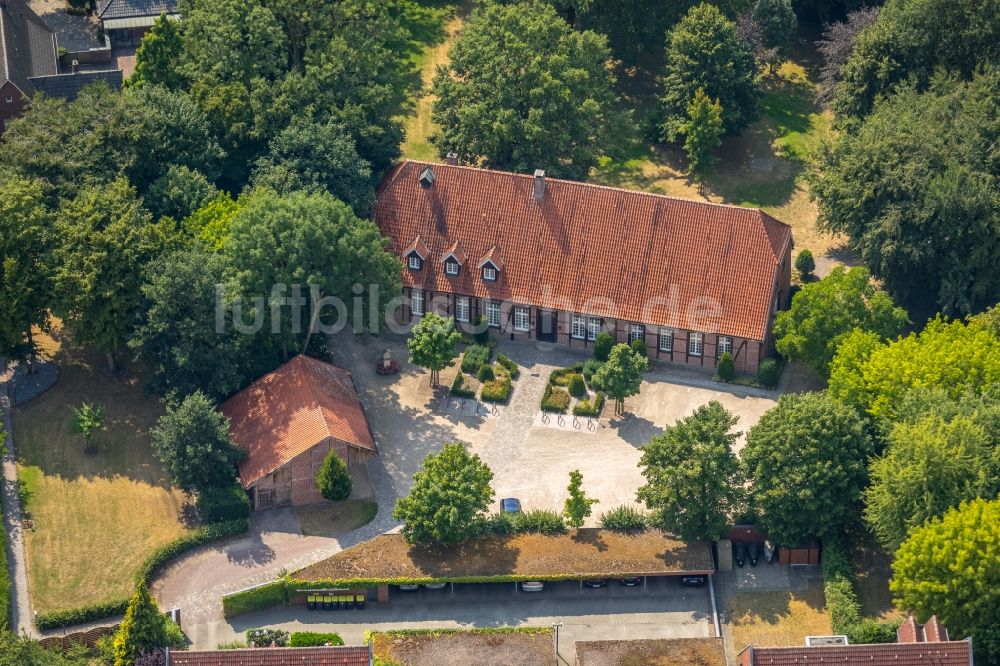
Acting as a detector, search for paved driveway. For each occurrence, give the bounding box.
[186,577,715,656]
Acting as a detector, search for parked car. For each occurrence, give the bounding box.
[521,581,544,592]
[424,583,447,590]
[681,575,707,587]
[582,579,607,588]
[763,540,776,564]
[747,541,760,566]
[501,498,522,513]
[619,577,642,587]
[398,584,420,591]
[734,541,747,567]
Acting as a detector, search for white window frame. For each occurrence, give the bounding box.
[4,96,12,104]
[486,301,501,327]
[513,306,530,332]
[571,315,586,340]
[410,289,424,316]
[659,328,673,353]
[455,297,470,323]
[689,332,703,356]
[718,335,732,357]
[629,324,645,343]
[482,266,497,282]
[407,254,422,270]
[445,260,459,276]
[587,317,602,341]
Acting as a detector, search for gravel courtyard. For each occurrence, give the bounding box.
[329,330,780,523]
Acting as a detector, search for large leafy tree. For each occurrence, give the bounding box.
[813,72,1000,319]
[742,392,872,545]
[393,443,495,546]
[250,118,374,215]
[53,179,177,373]
[112,581,168,666]
[431,0,626,179]
[407,313,461,387]
[129,249,244,400]
[865,411,1000,551]
[151,391,243,493]
[833,0,1000,123]
[752,0,797,64]
[660,3,759,142]
[0,174,53,371]
[682,89,724,185]
[891,498,1000,664]
[773,267,908,377]
[815,6,879,105]
[130,13,184,89]
[144,164,219,222]
[637,401,744,542]
[593,343,649,414]
[828,317,1000,421]
[223,189,401,362]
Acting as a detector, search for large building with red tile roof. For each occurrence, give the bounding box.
[737,615,974,666]
[168,645,372,666]
[219,355,376,510]
[374,160,792,375]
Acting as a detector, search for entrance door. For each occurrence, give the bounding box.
[257,488,275,510]
[537,309,557,343]
[275,484,293,507]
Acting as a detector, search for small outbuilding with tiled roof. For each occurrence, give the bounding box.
[97,0,178,46]
[219,355,377,511]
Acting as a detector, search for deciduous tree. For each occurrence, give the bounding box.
[563,470,598,528]
[752,0,797,65]
[131,13,184,89]
[407,313,461,387]
[393,443,495,546]
[682,89,724,185]
[638,402,744,542]
[69,403,105,454]
[814,6,879,105]
[144,165,218,222]
[593,343,649,414]
[742,392,872,545]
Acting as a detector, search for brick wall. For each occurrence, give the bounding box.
[0,81,27,134]
[249,439,372,509]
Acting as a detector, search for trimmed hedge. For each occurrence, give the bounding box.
[223,580,289,618]
[198,485,251,524]
[460,345,491,372]
[367,627,552,640]
[549,363,583,386]
[37,518,248,630]
[480,367,512,403]
[567,374,587,398]
[289,631,344,647]
[757,358,781,388]
[821,538,901,644]
[0,426,9,631]
[572,392,604,417]
[476,364,495,382]
[716,352,736,381]
[541,384,570,413]
[450,372,476,398]
[496,354,519,379]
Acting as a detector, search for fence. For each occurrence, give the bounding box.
[38,624,118,651]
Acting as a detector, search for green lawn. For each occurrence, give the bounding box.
[13,325,192,615]
[294,499,379,538]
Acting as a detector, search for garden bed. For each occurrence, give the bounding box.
[541,363,604,416]
[452,349,517,403]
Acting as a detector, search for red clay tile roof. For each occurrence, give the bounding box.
[169,646,371,666]
[219,355,376,488]
[374,161,792,341]
[741,641,973,666]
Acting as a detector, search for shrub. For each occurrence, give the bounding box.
[461,344,491,372]
[549,363,584,386]
[218,640,249,650]
[473,314,489,344]
[513,509,566,534]
[821,538,899,644]
[757,358,781,388]
[223,580,288,618]
[630,338,647,358]
[717,352,736,381]
[582,358,603,384]
[198,484,251,524]
[567,373,587,398]
[480,373,512,403]
[136,518,247,584]
[483,512,515,535]
[477,364,495,382]
[795,249,815,277]
[572,392,604,417]
[246,628,289,647]
[289,632,344,647]
[316,450,352,501]
[450,372,476,398]
[541,384,570,413]
[594,331,614,361]
[36,598,130,631]
[496,353,519,378]
[600,505,648,533]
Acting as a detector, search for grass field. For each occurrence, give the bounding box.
[294,499,378,538]
[13,326,192,615]
[729,582,832,651]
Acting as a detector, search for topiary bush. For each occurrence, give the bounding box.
[289,632,344,647]
[473,314,490,344]
[600,505,648,533]
[795,249,815,277]
[630,338,647,358]
[567,373,587,398]
[496,353,519,378]
[461,344,491,372]
[582,358,603,385]
[513,509,566,534]
[594,332,614,361]
[246,628,289,647]
[717,352,736,381]
[541,384,570,413]
[757,358,780,388]
[450,371,476,398]
[572,392,604,417]
[477,364,495,382]
[316,450,352,501]
[198,484,251,524]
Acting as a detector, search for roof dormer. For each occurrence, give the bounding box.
[440,241,468,277]
[404,235,429,271]
[478,245,504,282]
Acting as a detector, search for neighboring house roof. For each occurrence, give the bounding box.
[219,355,377,488]
[739,641,974,666]
[0,0,58,95]
[97,0,177,20]
[169,646,372,666]
[374,161,792,342]
[29,69,122,100]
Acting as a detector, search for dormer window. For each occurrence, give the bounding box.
[482,266,497,281]
[445,260,460,276]
[408,254,423,270]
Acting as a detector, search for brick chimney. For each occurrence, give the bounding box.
[445,151,459,165]
[533,169,546,200]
